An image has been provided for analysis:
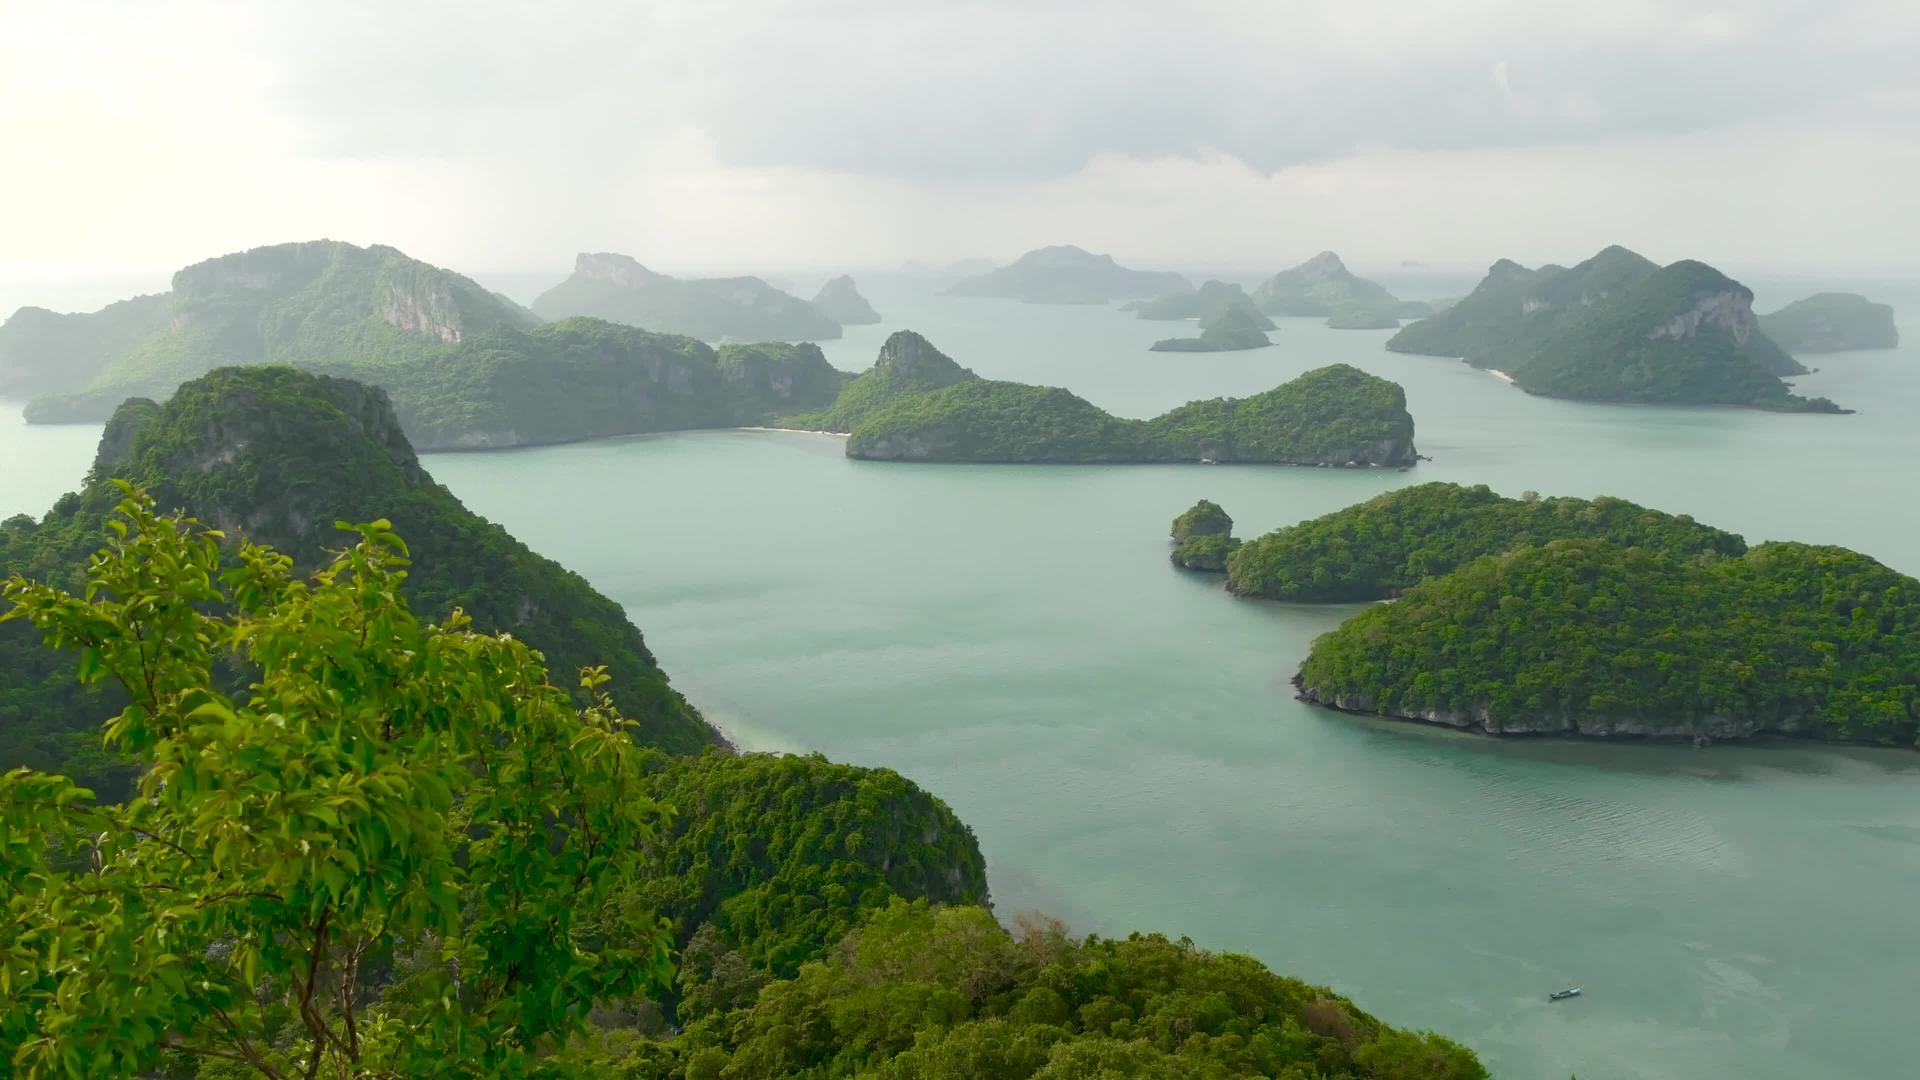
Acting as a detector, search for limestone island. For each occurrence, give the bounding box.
[1150,299,1274,352]
[1251,252,1431,328]
[944,245,1187,305]
[11,239,544,422]
[1760,292,1899,353]
[1170,500,1241,571]
[0,366,721,797]
[1223,482,1744,601]
[1294,535,1920,746]
[782,331,1418,466]
[533,252,842,341]
[811,274,882,325]
[1387,246,1847,413]
[1126,280,1274,327]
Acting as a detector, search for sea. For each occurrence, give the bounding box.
[3,267,1918,1079]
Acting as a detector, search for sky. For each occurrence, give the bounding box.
[2,0,1917,283]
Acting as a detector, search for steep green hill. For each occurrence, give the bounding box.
[0,367,718,797]
[1251,252,1414,325]
[1127,280,1273,327]
[1151,301,1274,352]
[1297,538,1920,745]
[634,750,988,992]
[1386,246,1661,362]
[22,240,540,422]
[532,252,841,341]
[1760,292,1900,353]
[829,339,1418,466]
[781,329,976,432]
[1387,248,1837,410]
[0,294,172,398]
[946,245,1187,304]
[1226,482,1746,600]
[1508,261,1838,410]
[367,317,850,450]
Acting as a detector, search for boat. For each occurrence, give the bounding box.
[1548,987,1582,1002]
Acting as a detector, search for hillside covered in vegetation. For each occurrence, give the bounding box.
[1296,538,1920,744]
[1387,247,1841,412]
[1250,252,1430,327]
[16,240,541,422]
[1760,292,1900,353]
[1226,482,1747,600]
[1,481,1486,1079]
[532,252,842,341]
[801,334,1418,465]
[368,317,851,450]
[0,367,721,799]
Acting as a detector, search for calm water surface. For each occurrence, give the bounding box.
[4,273,1918,1079]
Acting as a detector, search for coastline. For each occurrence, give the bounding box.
[1487,368,1516,384]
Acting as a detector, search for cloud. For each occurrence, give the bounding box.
[0,0,1916,278]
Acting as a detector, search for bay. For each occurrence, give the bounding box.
[4,271,1918,1078]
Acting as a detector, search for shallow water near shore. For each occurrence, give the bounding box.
[5,271,1920,1078]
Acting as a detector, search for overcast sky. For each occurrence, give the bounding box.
[3,0,1917,281]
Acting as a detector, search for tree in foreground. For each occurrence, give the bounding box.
[1,485,670,1077]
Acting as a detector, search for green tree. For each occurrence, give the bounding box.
[1,486,672,1078]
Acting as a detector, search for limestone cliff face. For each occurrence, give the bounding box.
[1294,676,1813,742]
[573,252,661,287]
[1648,286,1761,347]
[377,278,469,343]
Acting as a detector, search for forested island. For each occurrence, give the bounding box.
[0,367,1485,1077]
[1126,279,1273,326]
[10,240,543,422]
[532,251,842,341]
[1250,252,1432,328]
[944,244,1188,304]
[1760,292,1899,353]
[1296,538,1920,746]
[1225,482,1745,600]
[1387,247,1845,412]
[1170,499,1241,570]
[810,273,883,324]
[790,331,1419,465]
[1149,301,1275,352]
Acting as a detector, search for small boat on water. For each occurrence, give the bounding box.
[1548,987,1582,1002]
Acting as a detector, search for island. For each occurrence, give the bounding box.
[1250,252,1421,327]
[14,239,543,422]
[1224,482,1745,600]
[1150,300,1275,352]
[784,331,1418,465]
[0,293,171,399]
[533,251,841,341]
[810,274,883,325]
[944,244,1187,304]
[1760,292,1899,353]
[1,382,1490,1080]
[377,318,852,451]
[1126,279,1273,326]
[1295,537,1920,746]
[1171,499,1241,571]
[0,365,724,801]
[1388,247,1846,412]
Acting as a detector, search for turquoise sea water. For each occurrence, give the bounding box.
[4,272,1918,1078]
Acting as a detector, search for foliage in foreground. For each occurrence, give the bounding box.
[559,900,1486,1080]
[1297,538,1920,743]
[1,489,672,1076]
[1225,482,1746,601]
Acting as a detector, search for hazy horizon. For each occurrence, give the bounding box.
[3,0,1917,283]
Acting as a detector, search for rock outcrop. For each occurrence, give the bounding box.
[810,275,882,325]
